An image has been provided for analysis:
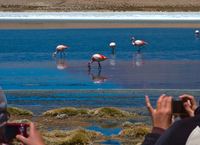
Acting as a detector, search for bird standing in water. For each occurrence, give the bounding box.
[109,42,116,54]
[131,37,147,53]
[195,30,199,38]
[52,45,69,58]
[88,54,109,69]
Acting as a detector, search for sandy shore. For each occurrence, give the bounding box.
[0,1,200,29]
[1,20,200,29]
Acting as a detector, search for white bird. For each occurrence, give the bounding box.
[52,45,69,58]
[109,42,116,54]
[195,30,199,38]
[88,54,109,69]
[109,42,116,49]
[131,37,148,53]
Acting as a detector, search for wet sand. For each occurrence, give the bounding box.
[0,20,200,29]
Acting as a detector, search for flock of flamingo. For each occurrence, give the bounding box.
[52,30,199,69]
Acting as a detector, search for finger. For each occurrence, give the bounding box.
[165,96,173,110]
[145,95,154,114]
[183,102,194,117]
[171,115,175,124]
[179,94,197,106]
[157,94,166,110]
[27,122,37,134]
[16,135,28,145]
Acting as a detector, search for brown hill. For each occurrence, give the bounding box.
[0,0,200,12]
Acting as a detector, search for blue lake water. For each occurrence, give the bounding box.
[1,28,200,90]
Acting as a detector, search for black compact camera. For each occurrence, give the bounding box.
[4,123,27,138]
[172,99,187,115]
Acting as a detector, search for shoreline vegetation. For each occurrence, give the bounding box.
[5,89,200,144]
[8,106,151,145]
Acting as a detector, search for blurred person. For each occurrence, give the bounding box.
[0,87,10,144]
[0,87,45,145]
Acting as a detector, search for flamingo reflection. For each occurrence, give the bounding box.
[110,54,116,66]
[132,53,144,68]
[88,69,109,83]
[56,58,68,70]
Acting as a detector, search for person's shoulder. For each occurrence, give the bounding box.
[194,106,200,116]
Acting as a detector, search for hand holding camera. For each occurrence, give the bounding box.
[179,94,198,117]
[146,94,198,132]
[16,122,45,145]
[4,122,45,145]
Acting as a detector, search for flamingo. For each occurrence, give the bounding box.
[131,37,147,53]
[109,42,116,49]
[109,42,116,54]
[88,54,109,69]
[195,30,199,38]
[52,45,69,58]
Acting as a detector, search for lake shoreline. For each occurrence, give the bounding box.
[1,20,200,29]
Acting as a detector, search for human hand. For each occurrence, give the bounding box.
[179,94,198,117]
[16,122,45,145]
[145,94,173,130]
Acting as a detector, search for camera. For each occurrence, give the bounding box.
[172,99,187,115]
[4,123,27,138]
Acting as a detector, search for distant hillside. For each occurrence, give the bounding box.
[0,0,200,12]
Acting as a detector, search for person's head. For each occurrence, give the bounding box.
[0,87,10,143]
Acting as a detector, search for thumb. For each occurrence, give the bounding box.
[16,135,28,144]
[184,102,194,117]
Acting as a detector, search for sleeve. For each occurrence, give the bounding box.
[141,127,165,145]
[141,133,161,145]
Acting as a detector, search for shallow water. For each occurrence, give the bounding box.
[1,28,200,90]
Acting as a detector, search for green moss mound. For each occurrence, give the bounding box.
[43,107,138,118]
[8,119,31,123]
[90,107,138,118]
[68,132,90,145]
[42,107,89,116]
[41,127,105,145]
[7,107,33,116]
[118,122,151,139]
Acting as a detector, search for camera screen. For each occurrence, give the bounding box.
[4,125,18,138]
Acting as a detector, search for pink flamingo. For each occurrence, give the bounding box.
[88,54,109,69]
[131,37,147,53]
[52,45,69,58]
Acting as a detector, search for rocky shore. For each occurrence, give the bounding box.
[1,0,200,12]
